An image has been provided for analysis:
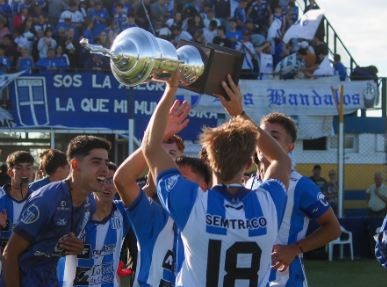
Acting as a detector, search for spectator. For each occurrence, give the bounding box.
[13,28,30,51]
[203,19,218,43]
[233,0,248,27]
[310,164,328,195]
[29,148,70,192]
[366,172,387,217]
[225,17,242,48]
[35,47,69,71]
[2,34,20,67]
[33,14,51,35]
[16,47,34,73]
[268,5,284,40]
[47,0,65,26]
[235,30,258,74]
[12,7,29,31]
[212,24,233,48]
[150,0,169,23]
[113,2,129,33]
[255,40,274,79]
[84,53,110,71]
[59,0,84,29]
[170,24,192,46]
[201,3,219,28]
[87,0,110,36]
[248,0,271,32]
[213,0,231,24]
[0,45,11,74]
[326,169,339,214]
[21,16,35,47]
[0,0,11,20]
[186,14,204,36]
[0,16,10,43]
[133,0,151,30]
[61,28,80,67]
[37,28,57,59]
[333,53,348,81]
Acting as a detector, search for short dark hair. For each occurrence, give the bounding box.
[39,149,68,175]
[6,151,34,169]
[334,54,341,62]
[66,135,111,161]
[313,164,321,170]
[176,156,212,186]
[260,112,298,143]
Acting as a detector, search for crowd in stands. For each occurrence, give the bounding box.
[0,0,349,80]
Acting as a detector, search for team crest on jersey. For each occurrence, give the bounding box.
[20,204,40,224]
[56,218,67,226]
[110,213,122,229]
[317,192,329,207]
[165,175,179,192]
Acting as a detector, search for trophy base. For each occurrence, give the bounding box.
[177,41,245,100]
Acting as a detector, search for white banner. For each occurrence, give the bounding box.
[179,78,377,116]
[176,78,377,139]
[283,9,324,43]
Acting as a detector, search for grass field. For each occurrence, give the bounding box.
[306,259,387,287]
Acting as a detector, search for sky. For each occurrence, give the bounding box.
[316,0,387,77]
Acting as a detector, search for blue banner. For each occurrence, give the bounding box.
[7,72,219,141]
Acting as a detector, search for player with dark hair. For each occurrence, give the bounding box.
[2,135,111,287]
[243,110,341,286]
[0,151,34,254]
[58,160,133,287]
[142,73,290,286]
[175,156,212,190]
[29,148,70,192]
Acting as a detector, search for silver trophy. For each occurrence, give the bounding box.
[80,27,205,87]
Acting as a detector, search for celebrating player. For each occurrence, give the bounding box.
[142,73,290,286]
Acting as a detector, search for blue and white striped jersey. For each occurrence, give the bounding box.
[375,215,387,268]
[0,184,30,249]
[9,180,94,287]
[29,177,50,192]
[128,190,178,287]
[157,168,287,287]
[267,170,330,287]
[58,200,131,287]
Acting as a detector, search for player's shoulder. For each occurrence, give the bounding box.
[29,177,50,190]
[29,180,67,202]
[291,170,320,192]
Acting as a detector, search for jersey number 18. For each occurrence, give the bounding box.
[206,239,262,287]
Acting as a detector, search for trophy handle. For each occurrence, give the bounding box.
[80,38,118,60]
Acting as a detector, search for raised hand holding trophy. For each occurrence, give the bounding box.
[80,27,244,99]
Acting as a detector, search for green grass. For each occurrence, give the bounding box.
[306,259,387,287]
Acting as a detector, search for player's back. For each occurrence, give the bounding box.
[157,170,287,287]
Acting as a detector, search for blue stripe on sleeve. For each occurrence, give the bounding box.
[157,168,198,231]
[258,180,287,229]
[297,177,330,219]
